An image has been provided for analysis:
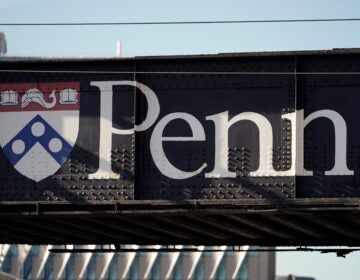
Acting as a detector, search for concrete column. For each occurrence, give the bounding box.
[160,246,183,280]
[138,246,160,279]
[182,249,203,280]
[259,249,275,280]
[0,245,10,265]
[96,251,115,280]
[229,246,249,280]
[32,245,52,279]
[117,245,139,279]
[52,245,73,279]
[206,247,226,279]
[10,245,31,278]
[74,245,96,279]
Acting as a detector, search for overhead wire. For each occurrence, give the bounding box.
[1,18,360,26]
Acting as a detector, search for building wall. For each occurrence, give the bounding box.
[0,245,275,280]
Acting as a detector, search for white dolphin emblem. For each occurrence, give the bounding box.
[21,88,56,109]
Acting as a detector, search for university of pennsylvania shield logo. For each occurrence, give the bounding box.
[0,82,80,182]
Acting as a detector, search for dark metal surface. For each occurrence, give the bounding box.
[0,199,359,246]
[1,49,360,245]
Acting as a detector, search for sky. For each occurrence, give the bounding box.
[2,0,360,57]
[2,0,360,279]
[276,248,360,280]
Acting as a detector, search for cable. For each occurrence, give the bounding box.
[1,18,360,26]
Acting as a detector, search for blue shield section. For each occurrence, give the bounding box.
[3,114,72,166]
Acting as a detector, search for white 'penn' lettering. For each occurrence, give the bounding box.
[89,80,354,180]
